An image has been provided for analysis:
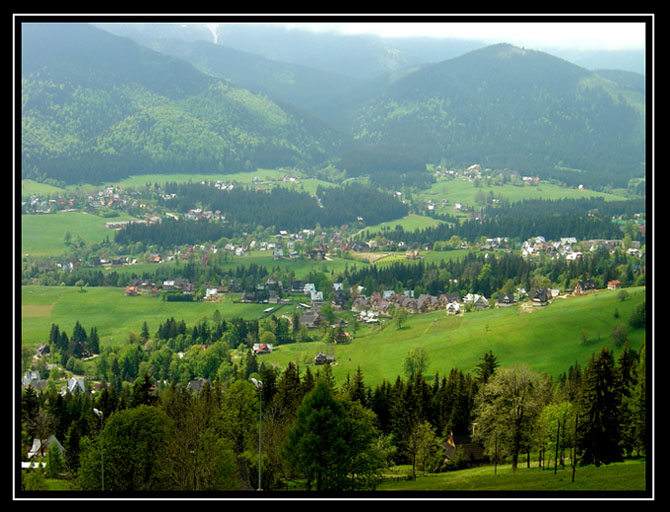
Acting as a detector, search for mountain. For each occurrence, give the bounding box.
[20,23,647,191]
[344,44,646,188]
[20,22,345,185]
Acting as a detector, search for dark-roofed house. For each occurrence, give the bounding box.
[497,293,516,307]
[314,352,336,365]
[572,279,597,295]
[299,310,323,329]
[529,288,552,307]
[443,431,488,467]
[187,378,210,393]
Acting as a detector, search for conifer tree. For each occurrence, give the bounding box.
[577,347,624,466]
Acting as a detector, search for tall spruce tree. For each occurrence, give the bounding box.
[577,347,624,466]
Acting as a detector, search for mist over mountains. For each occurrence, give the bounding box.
[20,21,647,189]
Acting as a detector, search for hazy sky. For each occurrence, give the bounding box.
[211,15,649,52]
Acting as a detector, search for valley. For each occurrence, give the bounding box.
[17,17,651,496]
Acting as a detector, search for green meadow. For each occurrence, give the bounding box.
[377,458,647,492]
[257,287,646,388]
[22,284,645,389]
[21,211,137,258]
[20,285,272,348]
[419,177,627,210]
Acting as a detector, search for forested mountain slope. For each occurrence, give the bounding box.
[20,22,345,185]
[345,44,646,189]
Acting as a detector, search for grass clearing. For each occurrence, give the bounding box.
[377,458,647,492]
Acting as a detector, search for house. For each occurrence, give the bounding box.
[443,431,487,466]
[22,371,46,390]
[125,285,139,296]
[35,343,50,359]
[27,435,64,460]
[529,288,552,306]
[351,295,369,312]
[299,311,323,329]
[496,293,516,307]
[187,378,211,393]
[607,280,622,290]
[464,293,489,310]
[253,343,273,355]
[446,301,461,315]
[442,292,461,305]
[314,352,336,365]
[63,377,85,395]
[204,288,220,301]
[572,279,597,295]
[332,289,348,308]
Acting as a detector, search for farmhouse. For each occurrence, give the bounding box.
[496,293,516,307]
[463,293,489,310]
[443,431,487,466]
[314,352,336,365]
[572,279,597,295]
[529,288,552,307]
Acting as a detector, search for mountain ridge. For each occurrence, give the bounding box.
[20,22,646,190]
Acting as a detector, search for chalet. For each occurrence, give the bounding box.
[529,288,552,307]
[572,279,597,295]
[607,280,622,290]
[187,378,210,393]
[332,289,348,308]
[310,290,324,307]
[446,301,461,315]
[291,280,306,293]
[204,288,220,301]
[27,435,64,460]
[63,377,85,395]
[442,292,461,305]
[443,432,487,466]
[496,293,516,307]
[314,352,336,365]
[22,371,46,390]
[417,294,440,312]
[405,249,422,259]
[308,247,326,260]
[351,295,370,312]
[253,343,273,354]
[464,293,489,310]
[125,285,139,296]
[299,311,323,329]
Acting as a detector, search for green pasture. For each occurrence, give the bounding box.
[21,211,139,258]
[60,169,338,196]
[99,250,367,281]
[377,458,647,492]
[21,179,66,198]
[418,177,628,210]
[21,284,646,389]
[20,285,273,348]
[361,213,446,236]
[257,287,647,387]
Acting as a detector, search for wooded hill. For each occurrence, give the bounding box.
[20,23,345,185]
[20,22,646,191]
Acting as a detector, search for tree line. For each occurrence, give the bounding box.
[344,247,645,298]
[21,339,647,492]
[155,182,409,233]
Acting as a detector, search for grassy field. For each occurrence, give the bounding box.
[377,458,648,493]
[21,211,139,257]
[21,284,645,387]
[20,285,273,348]
[418,177,628,211]
[257,287,646,387]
